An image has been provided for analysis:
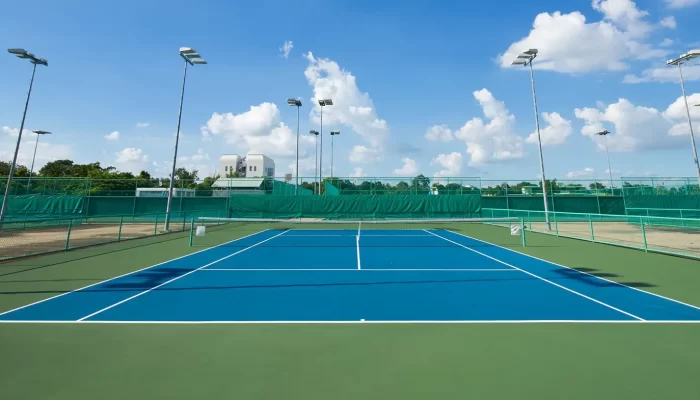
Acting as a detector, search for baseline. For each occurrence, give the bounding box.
[0,229,272,318]
[424,230,644,321]
[76,230,289,321]
[447,229,700,313]
[199,268,520,272]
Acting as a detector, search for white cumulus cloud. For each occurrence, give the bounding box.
[0,128,72,170]
[526,112,572,146]
[393,158,419,176]
[498,0,667,73]
[202,102,315,159]
[280,40,293,58]
[624,65,700,84]
[659,16,676,29]
[665,0,700,9]
[432,152,462,177]
[445,89,525,166]
[349,167,367,178]
[115,148,150,174]
[136,122,150,128]
[567,167,596,178]
[104,131,120,141]
[304,52,389,163]
[574,93,700,151]
[425,125,454,141]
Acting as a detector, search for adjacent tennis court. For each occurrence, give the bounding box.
[2,219,699,323]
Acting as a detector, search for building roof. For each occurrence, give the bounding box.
[212,178,265,188]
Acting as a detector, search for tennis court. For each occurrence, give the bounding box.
[2,219,699,323]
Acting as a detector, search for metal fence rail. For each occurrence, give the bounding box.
[483,208,700,260]
[0,209,229,261]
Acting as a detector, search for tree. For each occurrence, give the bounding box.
[411,174,431,193]
[589,182,606,189]
[0,161,29,177]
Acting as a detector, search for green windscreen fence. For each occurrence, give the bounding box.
[227,195,481,219]
[481,196,625,215]
[5,195,85,220]
[271,180,313,195]
[325,181,340,196]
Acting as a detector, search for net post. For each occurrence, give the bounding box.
[588,214,595,242]
[640,217,648,252]
[189,218,195,247]
[520,217,526,247]
[117,215,123,242]
[64,219,73,250]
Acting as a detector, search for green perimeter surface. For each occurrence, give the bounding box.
[1,224,700,399]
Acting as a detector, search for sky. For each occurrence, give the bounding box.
[1,0,700,185]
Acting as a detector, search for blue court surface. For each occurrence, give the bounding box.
[2,228,700,323]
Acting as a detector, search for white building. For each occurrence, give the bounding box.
[219,154,243,177]
[245,153,275,178]
[218,153,274,178]
[135,188,196,197]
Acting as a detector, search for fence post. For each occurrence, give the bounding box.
[117,215,123,242]
[641,218,648,252]
[521,218,526,247]
[553,211,559,236]
[182,211,187,232]
[154,213,159,235]
[64,219,73,250]
[588,214,595,242]
[189,218,195,247]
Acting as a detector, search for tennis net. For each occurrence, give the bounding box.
[188,217,526,248]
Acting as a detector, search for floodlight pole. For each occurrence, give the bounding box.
[317,99,333,194]
[525,56,551,230]
[165,47,206,231]
[295,105,300,194]
[164,60,188,232]
[330,131,340,177]
[27,130,51,193]
[595,130,614,192]
[287,99,302,195]
[310,130,319,194]
[677,63,700,188]
[1,62,40,226]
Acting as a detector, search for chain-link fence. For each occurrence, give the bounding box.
[483,208,700,259]
[0,209,229,261]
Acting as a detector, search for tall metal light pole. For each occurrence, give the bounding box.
[512,49,550,230]
[27,130,52,194]
[667,50,700,188]
[164,47,207,232]
[317,99,333,190]
[287,98,302,194]
[330,131,340,177]
[595,130,614,192]
[0,49,48,226]
[309,130,319,194]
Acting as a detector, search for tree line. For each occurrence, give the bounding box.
[2,158,667,197]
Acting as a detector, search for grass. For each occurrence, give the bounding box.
[1,223,699,399]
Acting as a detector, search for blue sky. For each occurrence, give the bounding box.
[1,0,700,185]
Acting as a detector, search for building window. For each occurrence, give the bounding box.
[249,166,252,171]
[224,166,228,172]
[254,166,257,172]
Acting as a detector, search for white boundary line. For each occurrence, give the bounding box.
[0,229,272,318]
[446,229,700,312]
[424,230,645,321]
[199,268,519,272]
[356,235,361,270]
[76,230,289,321]
[2,319,700,324]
